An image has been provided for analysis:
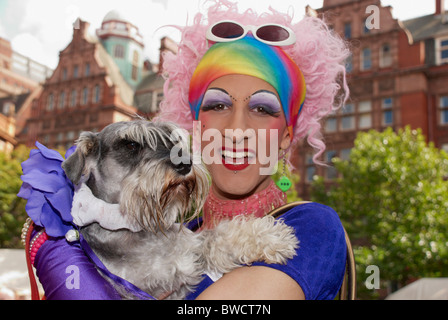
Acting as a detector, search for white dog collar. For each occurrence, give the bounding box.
[70,183,143,232]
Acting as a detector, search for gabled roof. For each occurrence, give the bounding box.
[402,13,448,42]
[0,93,30,115]
[136,72,165,92]
[134,72,165,113]
[53,21,135,106]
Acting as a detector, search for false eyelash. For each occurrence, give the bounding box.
[250,105,281,117]
[200,102,230,112]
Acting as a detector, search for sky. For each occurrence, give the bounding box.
[0,0,443,69]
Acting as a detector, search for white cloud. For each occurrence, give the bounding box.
[11,32,48,65]
[2,0,73,68]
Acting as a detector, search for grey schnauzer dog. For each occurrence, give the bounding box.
[62,119,299,299]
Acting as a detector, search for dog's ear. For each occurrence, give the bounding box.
[62,132,99,185]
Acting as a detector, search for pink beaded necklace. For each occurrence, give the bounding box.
[202,179,287,229]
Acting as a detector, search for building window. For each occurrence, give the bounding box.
[82,87,89,105]
[436,38,448,65]
[59,91,65,109]
[441,143,448,153]
[132,50,139,81]
[2,102,14,115]
[380,43,392,68]
[47,93,54,111]
[70,90,77,107]
[325,117,337,133]
[114,45,124,58]
[358,100,372,129]
[115,22,127,31]
[306,166,316,183]
[85,63,90,76]
[305,153,316,183]
[344,22,352,39]
[341,103,355,131]
[93,84,101,103]
[345,54,353,73]
[156,91,164,109]
[132,66,138,81]
[325,150,338,180]
[73,65,79,78]
[66,131,75,141]
[440,96,448,125]
[361,48,372,70]
[363,20,370,34]
[382,97,394,126]
[62,68,67,80]
[340,148,351,161]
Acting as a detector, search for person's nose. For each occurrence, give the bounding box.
[222,105,254,145]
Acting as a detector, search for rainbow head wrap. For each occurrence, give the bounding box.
[188,35,306,139]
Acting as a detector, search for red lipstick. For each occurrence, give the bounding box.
[220,148,255,172]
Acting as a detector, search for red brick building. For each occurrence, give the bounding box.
[0,37,51,153]
[17,11,176,150]
[0,38,50,98]
[296,0,448,199]
[19,19,138,149]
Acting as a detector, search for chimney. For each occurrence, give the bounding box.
[436,0,445,15]
[73,18,90,41]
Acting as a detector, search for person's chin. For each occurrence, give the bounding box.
[209,163,269,198]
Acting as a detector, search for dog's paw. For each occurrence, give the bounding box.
[201,216,299,274]
[219,215,299,266]
[250,216,299,265]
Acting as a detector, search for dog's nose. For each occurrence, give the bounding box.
[172,161,192,175]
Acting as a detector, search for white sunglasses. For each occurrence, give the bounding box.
[206,20,296,46]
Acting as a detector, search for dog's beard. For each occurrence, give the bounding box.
[119,160,209,233]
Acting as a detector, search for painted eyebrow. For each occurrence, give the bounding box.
[206,87,230,95]
[200,88,233,111]
[202,88,232,102]
[251,89,278,97]
[249,90,281,110]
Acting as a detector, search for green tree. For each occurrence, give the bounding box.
[311,127,448,298]
[0,145,31,248]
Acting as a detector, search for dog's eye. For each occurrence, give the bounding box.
[125,141,140,152]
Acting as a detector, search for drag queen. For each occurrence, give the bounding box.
[19,1,350,300]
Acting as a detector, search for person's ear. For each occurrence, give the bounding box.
[280,127,291,151]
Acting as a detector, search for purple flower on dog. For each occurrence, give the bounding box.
[17,142,76,237]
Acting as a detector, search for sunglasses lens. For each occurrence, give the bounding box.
[211,22,245,39]
[256,25,290,42]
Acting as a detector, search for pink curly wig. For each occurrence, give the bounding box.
[155,0,350,164]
